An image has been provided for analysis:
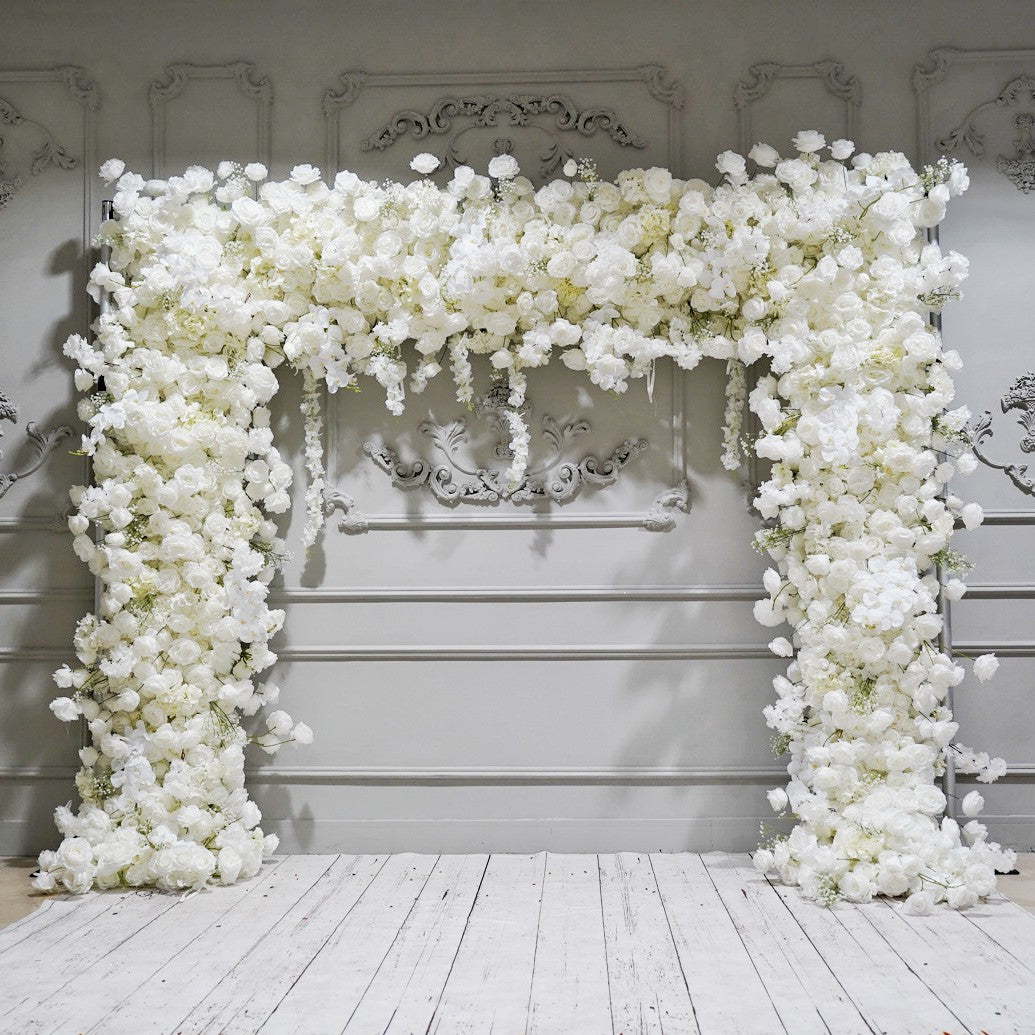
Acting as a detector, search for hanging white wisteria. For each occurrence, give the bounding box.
[35,133,1015,911]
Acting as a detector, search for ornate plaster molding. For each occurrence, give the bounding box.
[323,486,369,535]
[149,61,272,176]
[642,479,691,531]
[934,74,1035,193]
[0,387,72,503]
[972,370,1035,499]
[0,94,79,209]
[365,409,647,507]
[636,63,685,110]
[913,46,1035,166]
[0,66,97,240]
[360,93,646,180]
[322,64,685,178]
[734,60,860,154]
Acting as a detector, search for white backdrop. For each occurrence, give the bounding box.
[0,0,1032,855]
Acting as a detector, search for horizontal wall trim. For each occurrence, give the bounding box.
[953,642,1035,658]
[343,512,664,530]
[0,516,65,533]
[245,764,788,783]
[975,510,1035,526]
[9,763,1035,782]
[0,649,68,662]
[274,644,775,661]
[963,584,1035,600]
[271,584,763,603]
[0,589,92,604]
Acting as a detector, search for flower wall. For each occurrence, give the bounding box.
[35,135,1016,909]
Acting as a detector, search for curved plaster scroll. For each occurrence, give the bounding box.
[642,479,691,531]
[971,370,1035,498]
[636,64,686,110]
[733,60,861,155]
[0,388,73,503]
[363,400,648,508]
[0,94,79,209]
[323,486,369,535]
[148,61,272,176]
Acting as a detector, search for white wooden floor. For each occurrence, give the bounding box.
[1,853,1034,1034]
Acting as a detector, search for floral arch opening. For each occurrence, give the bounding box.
[37,134,1016,912]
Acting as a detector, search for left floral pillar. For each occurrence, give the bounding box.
[35,162,309,893]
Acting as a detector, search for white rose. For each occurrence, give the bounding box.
[792,130,826,153]
[715,150,747,183]
[563,158,578,177]
[748,143,779,167]
[99,158,126,183]
[829,139,855,160]
[974,653,999,683]
[50,697,81,722]
[767,788,789,812]
[410,152,440,175]
[962,790,984,817]
[961,503,984,530]
[487,154,519,179]
[244,162,268,181]
[752,849,775,872]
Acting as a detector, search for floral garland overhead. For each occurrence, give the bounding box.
[34,133,1015,911]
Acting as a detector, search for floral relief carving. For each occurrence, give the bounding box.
[936,75,1035,194]
[364,387,648,507]
[972,370,1035,497]
[322,65,684,177]
[360,93,647,180]
[0,386,72,502]
[0,95,79,210]
[642,479,691,531]
[635,63,686,110]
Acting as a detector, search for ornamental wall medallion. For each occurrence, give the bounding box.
[972,370,1035,497]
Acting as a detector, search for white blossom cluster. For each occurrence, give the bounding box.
[38,136,1014,906]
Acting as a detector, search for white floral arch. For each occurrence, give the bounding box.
[35,135,1016,912]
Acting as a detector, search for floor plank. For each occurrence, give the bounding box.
[650,852,785,1034]
[859,896,1035,1033]
[346,854,488,1035]
[527,853,612,1035]
[428,852,546,1034]
[702,854,869,1035]
[0,890,179,1032]
[768,878,965,1034]
[259,853,439,1033]
[4,852,1035,1035]
[599,851,700,1035]
[176,854,387,1034]
[962,893,1035,975]
[84,856,336,1034]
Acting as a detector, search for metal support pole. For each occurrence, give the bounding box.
[929,222,958,819]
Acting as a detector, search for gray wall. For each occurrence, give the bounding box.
[0,0,1032,855]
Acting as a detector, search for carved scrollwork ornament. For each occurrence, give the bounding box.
[0,95,79,210]
[0,387,73,502]
[642,479,691,531]
[363,389,649,508]
[360,92,647,181]
[323,486,369,535]
[971,370,1035,497]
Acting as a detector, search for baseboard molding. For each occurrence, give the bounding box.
[258,817,784,854]
[7,814,1034,857]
